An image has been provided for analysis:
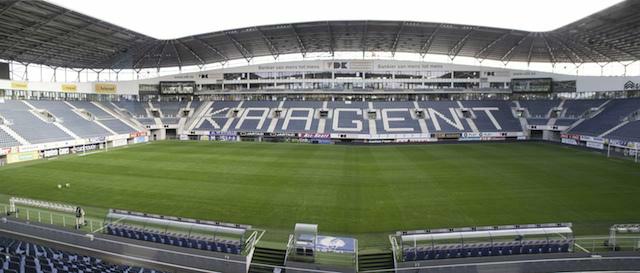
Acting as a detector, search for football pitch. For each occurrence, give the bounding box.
[0,141,639,244]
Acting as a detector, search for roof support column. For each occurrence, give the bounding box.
[72,68,83,82]
[113,69,122,81]
[22,63,29,81]
[8,61,13,81]
[51,66,57,82]
[599,63,609,76]
[575,63,583,76]
[92,69,104,81]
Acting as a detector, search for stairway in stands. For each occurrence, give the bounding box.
[358,251,394,272]
[249,247,287,273]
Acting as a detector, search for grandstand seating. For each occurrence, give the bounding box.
[562,99,607,118]
[67,101,113,119]
[111,101,149,118]
[0,128,20,148]
[460,101,522,132]
[0,100,73,144]
[28,100,111,139]
[68,101,137,134]
[372,102,421,134]
[527,119,549,126]
[518,100,561,118]
[2,98,640,146]
[137,118,157,126]
[105,224,242,255]
[150,101,188,117]
[554,119,578,127]
[605,120,640,142]
[569,98,640,137]
[160,118,179,125]
[0,236,165,273]
[403,239,572,261]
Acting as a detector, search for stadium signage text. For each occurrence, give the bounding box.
[200,106,508,134]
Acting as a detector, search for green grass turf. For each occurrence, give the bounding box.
[0,141,639,246]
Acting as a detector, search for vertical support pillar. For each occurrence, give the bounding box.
[23,63,29,81]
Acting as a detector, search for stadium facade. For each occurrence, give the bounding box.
[1,0,640,272]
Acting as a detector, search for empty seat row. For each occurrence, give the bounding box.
[105,224,242,255]
[403,240,572,261]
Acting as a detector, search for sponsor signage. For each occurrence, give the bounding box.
[299,133,331,139]
[10,81,28,89]
[133,136,148,144]
[95,83,117,94]
[107,134,129,141]
[129,131,147,138]
[562,138,578,145]
[112,139,127,147]
[210,131,237,136]
[463,132,481,138]
[263,132,296,137]
[61,84,77,92]
[43,149,59,158]
[59,148,70,155]
[561,133,580,140]
[88,136,106,143]
[0,147,11,155]
[580,135,604,143]
[586,141,605,150]
[481,132,505,137]
[434,133,461,139]
[315,236,356,253]
[238,132,264,137]
[7,151,39,164]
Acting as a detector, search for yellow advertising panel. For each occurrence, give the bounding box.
[10,81,28,89]
[61,83,77,92]
[95,83,117,94]
[6,151,40,164]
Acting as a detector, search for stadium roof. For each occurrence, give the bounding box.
[0,0,639,70]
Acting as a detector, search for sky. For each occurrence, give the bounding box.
[46,0,624,40]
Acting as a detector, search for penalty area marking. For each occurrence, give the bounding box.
[91,215,127,234]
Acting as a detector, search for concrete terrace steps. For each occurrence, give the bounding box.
[358,251,394,272]
[249,247,286,273]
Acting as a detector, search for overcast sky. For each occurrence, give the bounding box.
[46,0,623,39]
